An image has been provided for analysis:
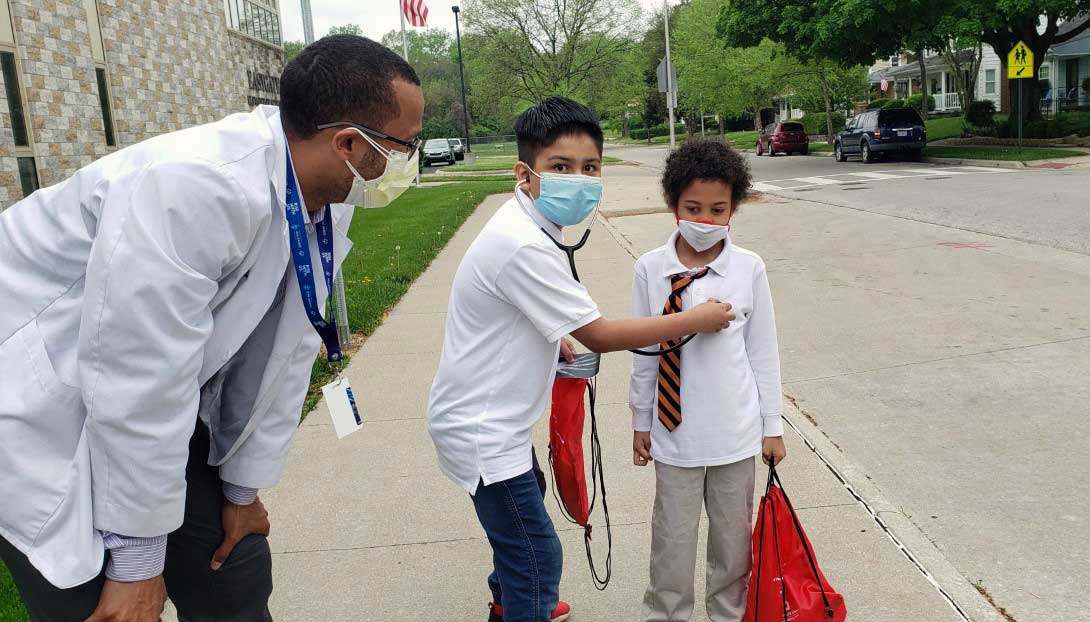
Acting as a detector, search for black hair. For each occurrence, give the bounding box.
[514,96,604,168]
[661,139,751,210]
[280,35,420,138]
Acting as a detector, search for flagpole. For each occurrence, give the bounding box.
[398,0,409,61]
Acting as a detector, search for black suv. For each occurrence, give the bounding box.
[834,108,926,163]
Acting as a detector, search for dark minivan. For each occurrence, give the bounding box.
[834,108,926,163]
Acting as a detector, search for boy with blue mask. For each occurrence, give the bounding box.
[427,97,737,622]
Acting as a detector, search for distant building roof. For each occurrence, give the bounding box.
[884,50,976,79]
[1051,18,1090,57]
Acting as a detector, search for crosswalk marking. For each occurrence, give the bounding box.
[753,166,1006,194]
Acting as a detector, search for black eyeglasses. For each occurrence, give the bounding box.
[315,121,423,153]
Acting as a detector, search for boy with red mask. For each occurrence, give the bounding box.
[629,139,787,622]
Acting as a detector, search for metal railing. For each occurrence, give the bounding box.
[941,92,961,111]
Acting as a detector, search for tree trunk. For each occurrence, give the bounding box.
[915,45,929,121]
[718,114,725,138]
[817,61,835,143]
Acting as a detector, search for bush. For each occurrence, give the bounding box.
[866,99,887,110]
[630,123,686,140]
[882,98,906,109]
[796,112,846,136]
[966,100,996,127]
[905,94,936,112]
[993,112,1090,139]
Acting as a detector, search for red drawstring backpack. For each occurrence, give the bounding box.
[745,464,846,622]
[548,353,612,590]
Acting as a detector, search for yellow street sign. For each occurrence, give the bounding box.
[1008,41,1034,79]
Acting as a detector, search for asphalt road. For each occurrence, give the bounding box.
[603,143,1090,621]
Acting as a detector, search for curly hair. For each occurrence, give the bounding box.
[661,139,752,210]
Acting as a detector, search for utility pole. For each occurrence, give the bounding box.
[300,0,314,44]
[398,0,410,60]
[453,5,472,153]
[663,0,676,149]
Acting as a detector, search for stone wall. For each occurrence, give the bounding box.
[0,0,285,208]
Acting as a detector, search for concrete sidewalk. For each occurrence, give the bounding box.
[186,187,1003,621]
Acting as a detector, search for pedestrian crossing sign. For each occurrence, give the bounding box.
[1008,41,1034,79]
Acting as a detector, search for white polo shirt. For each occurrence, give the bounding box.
[629,230,784,468]
[427,190,601,494]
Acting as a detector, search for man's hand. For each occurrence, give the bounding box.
[86,577,166,622]
[211,496,271,571]
[560,337,576,363]
[687,299,735,334]
[633,431,653,466]
[762,436,787,466]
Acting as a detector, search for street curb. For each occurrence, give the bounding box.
[921,157,1027,169]
[779,398,1009,622]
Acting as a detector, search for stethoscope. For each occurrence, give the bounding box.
[520,182,698,357]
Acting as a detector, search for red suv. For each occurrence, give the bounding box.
[756,122,809,156]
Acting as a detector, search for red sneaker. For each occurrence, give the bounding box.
[488,600,571,622]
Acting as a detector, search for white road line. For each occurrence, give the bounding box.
[947,165,1004,173]
[845,171,908,180]
[792,176,845,185]
[752,182,779,192]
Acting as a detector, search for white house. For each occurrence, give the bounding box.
[1041,20,1090,113]
[873,48,1004,113]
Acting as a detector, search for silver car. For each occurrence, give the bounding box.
[447,138,466,161]
[423,138,455,166]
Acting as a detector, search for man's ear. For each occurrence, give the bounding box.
[331,128,361,161]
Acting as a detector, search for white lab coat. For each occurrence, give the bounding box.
[0,105,354,588]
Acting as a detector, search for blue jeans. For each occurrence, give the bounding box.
[471,451,563,622]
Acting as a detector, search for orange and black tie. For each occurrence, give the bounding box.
[657,268,710,431]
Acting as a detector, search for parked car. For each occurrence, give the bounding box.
[834,108,926,163]
[447,138,466,161]
[423,138,456,166]
[756,122,809,156]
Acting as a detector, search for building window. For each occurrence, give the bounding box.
[895,79,908,99]
[1,50,28,147]
[17,156,38,197]
[95,67,116,146]
[891,55,900,67]
[1040,64,1050,82]
[985,69,996,95]
[227,0,282,46]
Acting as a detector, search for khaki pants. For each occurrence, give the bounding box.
[641,457,756,622]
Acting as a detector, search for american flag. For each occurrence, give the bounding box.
[402,0,429,27]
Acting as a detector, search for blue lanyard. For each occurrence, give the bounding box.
[285,147,341,362]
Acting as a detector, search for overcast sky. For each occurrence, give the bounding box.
[279,0,665,43]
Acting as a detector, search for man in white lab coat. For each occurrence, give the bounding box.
[0,35,423,622]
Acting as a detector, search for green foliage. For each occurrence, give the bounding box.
[631,123,686,140]
[796,112,845,136]
[327,24,363,36]
[966,100,996,127]
[905,94,936,112]
[421,117,459,141]
[882,99,906,109]
[283,40,304,60]
[1,561,27,622]
[993,113,1090,139]
[926,115,967,141]
[866,100,888,110]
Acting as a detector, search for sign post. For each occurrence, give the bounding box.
[1007,40,1034,151]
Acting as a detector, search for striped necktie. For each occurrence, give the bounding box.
[657,268,710,432]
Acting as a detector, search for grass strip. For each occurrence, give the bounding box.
[447,155,622,173]
[302,181,513,415]
[1,562,26,622]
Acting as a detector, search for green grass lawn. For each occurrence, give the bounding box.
[925,115,965,141]
[2,562,26,622]
[807,142,834,153]
[422,174,515,182]
[446,155,622,173]
[302,180,514,415]
[467,141,517,157]
[922,145,1087,161]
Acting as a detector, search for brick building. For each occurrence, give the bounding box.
[0,0,286,209]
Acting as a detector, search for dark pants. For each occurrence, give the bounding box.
[472,449,562,622]
[0,421,273,622]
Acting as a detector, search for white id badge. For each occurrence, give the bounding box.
[322,377,362,439]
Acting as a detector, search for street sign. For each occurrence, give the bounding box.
[656,58,677,94]
[1007,41,1034,79]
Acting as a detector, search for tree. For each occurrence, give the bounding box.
[971,3,1090,119]
[379,29,469,135]
[718,0,902,139]
[461,0,642,105]
[283,40,305,60]
[327,24,363,36]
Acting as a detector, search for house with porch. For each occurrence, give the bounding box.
[869,48,1004,113]
[1041,19,1090,113]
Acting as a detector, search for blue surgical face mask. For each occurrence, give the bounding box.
[522,166,603,226]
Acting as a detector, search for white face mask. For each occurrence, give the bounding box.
[343,129,419,208]
[678,219,731,252]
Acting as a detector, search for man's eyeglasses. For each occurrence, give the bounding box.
[315,121,423,153]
